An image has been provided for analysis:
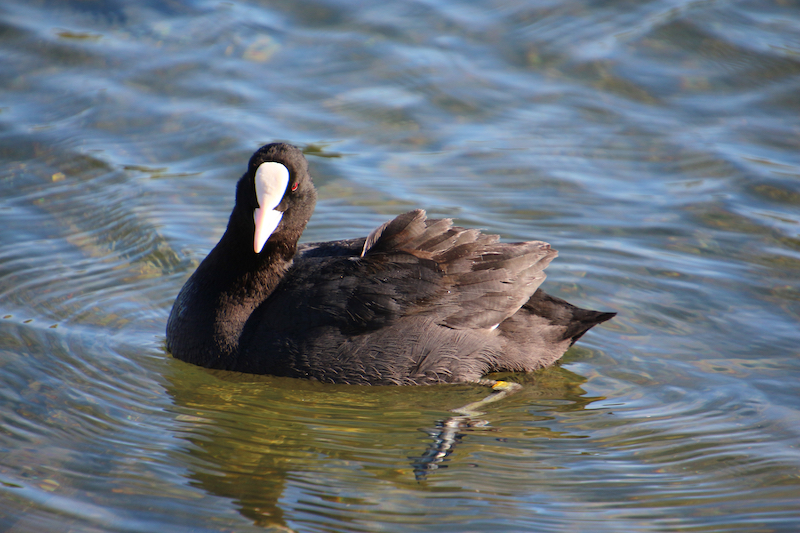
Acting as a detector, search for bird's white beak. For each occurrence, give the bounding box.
[253,162,289,253]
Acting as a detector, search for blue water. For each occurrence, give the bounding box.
[1,0,799,531]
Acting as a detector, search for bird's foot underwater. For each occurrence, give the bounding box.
[412,379,524,480]
[452,379,523,416]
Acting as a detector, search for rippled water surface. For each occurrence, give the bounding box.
[2,0,800,531]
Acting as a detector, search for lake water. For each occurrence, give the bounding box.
[1,0,799,531]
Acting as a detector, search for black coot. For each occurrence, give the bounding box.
[166,143,615,385]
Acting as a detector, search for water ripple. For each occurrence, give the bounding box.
[1,0,799,531]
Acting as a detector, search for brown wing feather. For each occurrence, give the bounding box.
[361,209,558,330]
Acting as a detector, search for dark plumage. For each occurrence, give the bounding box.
[166,143,615,385]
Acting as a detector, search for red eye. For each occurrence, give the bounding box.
[291,182,298,192]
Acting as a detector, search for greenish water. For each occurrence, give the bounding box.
[1,0,799,531]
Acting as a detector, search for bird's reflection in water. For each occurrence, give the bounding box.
[163,358,599,529]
